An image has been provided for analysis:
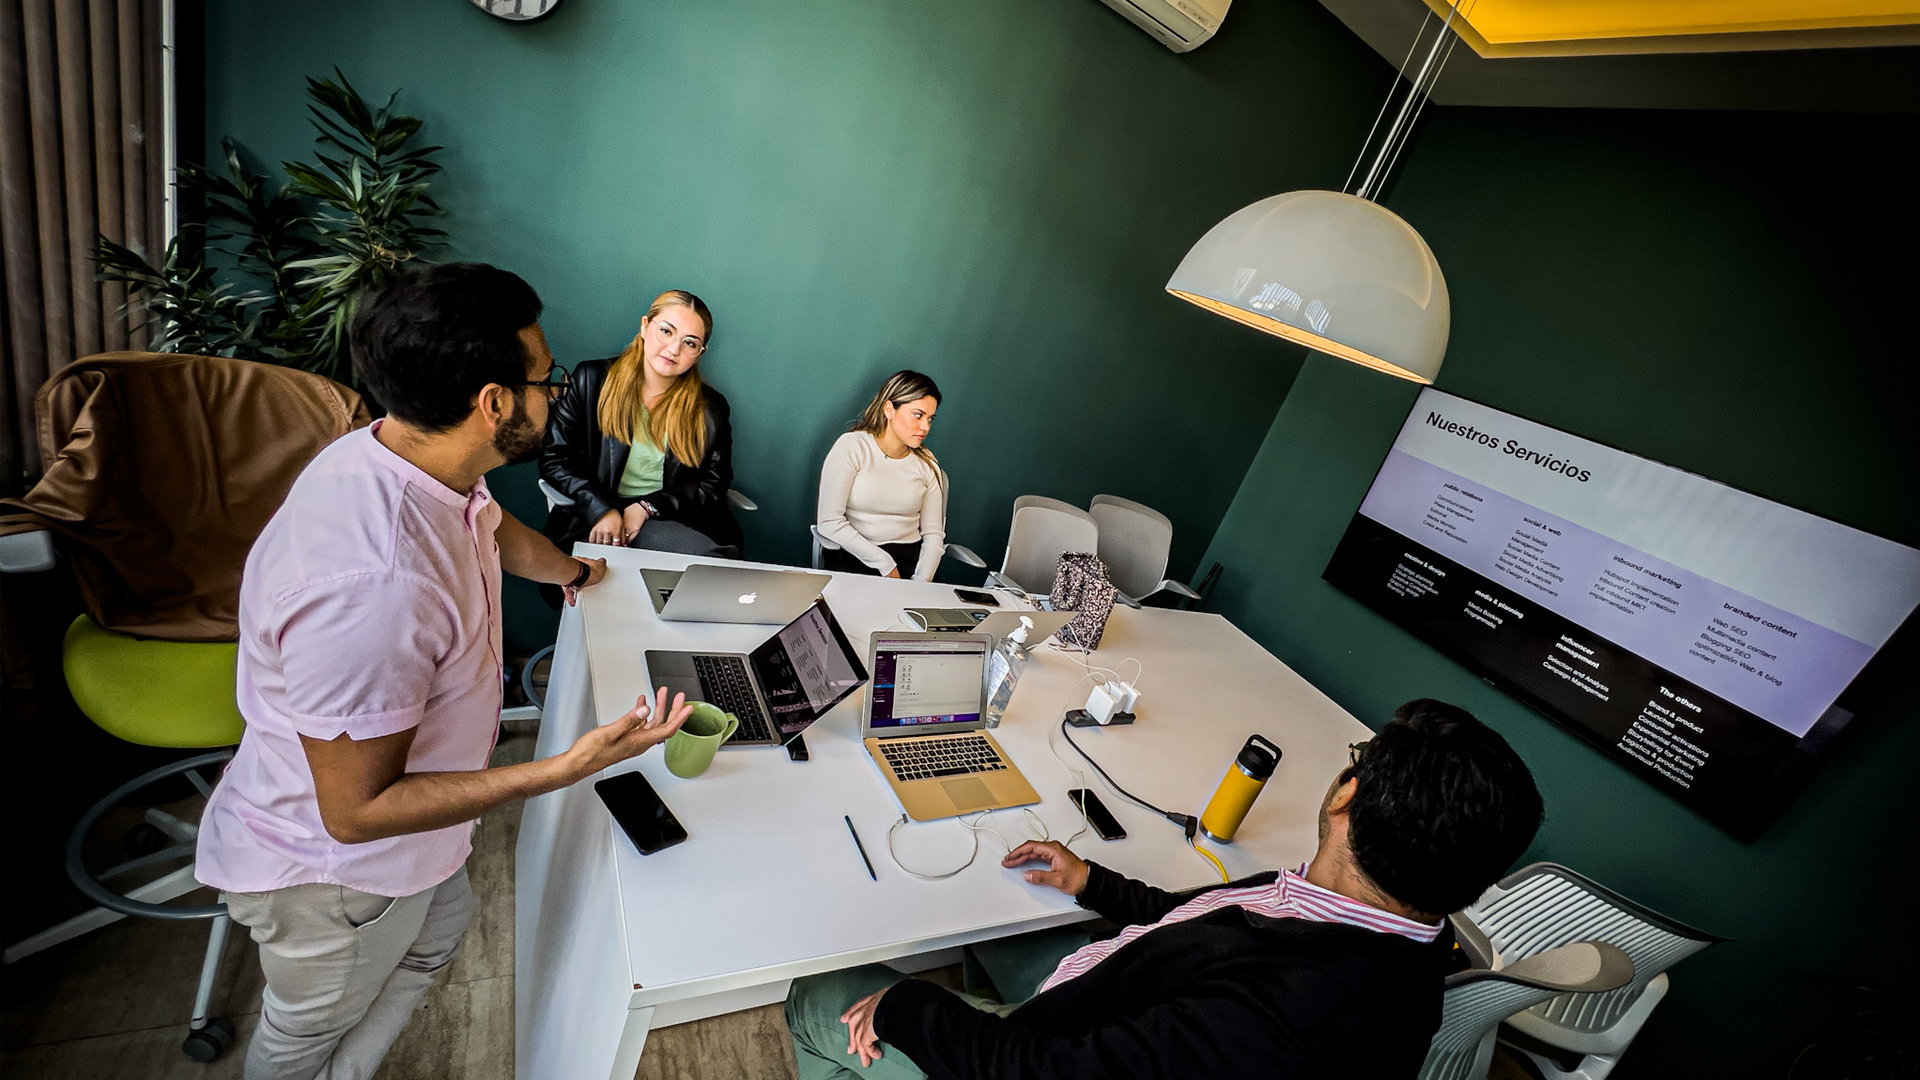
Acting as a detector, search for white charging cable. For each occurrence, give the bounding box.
[886,814,979,880]
[885,808,1054,880]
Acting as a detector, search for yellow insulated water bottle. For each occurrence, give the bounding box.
[1200,735,1282,843]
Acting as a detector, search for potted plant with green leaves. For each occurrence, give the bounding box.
[97,69,445,386]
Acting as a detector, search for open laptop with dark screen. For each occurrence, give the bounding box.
[644,599,868,747]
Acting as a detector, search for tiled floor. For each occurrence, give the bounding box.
[0,727,806,1080]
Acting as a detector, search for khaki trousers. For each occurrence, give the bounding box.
[224,865,474,1080]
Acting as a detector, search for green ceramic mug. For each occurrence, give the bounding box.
[664,702,739,778]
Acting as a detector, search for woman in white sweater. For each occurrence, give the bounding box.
[816,371,948,580]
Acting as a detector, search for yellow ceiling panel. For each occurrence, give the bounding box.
[1425,0,1920,55]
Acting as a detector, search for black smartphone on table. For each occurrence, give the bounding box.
[953,588,1000,607]
[595,771,688,855]
[1069,788,1126,841]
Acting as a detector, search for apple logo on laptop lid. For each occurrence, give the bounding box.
[738,592,758,605]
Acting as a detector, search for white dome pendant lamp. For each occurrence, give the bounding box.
[1167,5,1468,384]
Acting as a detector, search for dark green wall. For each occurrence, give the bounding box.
[202,0,1391,653]
[1203,108,1920,1075]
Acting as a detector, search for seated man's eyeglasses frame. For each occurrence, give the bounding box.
[517,362,573,396]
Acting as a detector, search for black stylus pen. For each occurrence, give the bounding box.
[844,815,877,881]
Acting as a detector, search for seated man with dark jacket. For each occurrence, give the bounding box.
[786,699,1544,1080]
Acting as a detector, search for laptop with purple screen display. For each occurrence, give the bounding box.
[859,632,1040,821]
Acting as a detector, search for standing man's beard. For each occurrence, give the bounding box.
[493,392,543,465]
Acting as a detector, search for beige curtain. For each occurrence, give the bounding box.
[1,0,165,497]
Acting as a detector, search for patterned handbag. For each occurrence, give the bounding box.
[1050,552,1117,650]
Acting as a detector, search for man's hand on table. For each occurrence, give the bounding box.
[561,685,692,781]
[562,556,609,606]
[1004,840,1090,896]
[841,985,891,1067]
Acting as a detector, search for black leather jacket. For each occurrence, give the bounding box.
[538,358,743,552]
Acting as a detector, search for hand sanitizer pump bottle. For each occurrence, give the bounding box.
[983,616,1034,728]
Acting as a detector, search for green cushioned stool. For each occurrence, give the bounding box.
[47,615,244,1061]
[64,614,245,748]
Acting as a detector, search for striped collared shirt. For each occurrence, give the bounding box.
[1038,864,1441,994]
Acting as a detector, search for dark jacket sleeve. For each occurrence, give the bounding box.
[538,359,620,528]
[650,387,734,524]
[1076,863,1279,928]
[872,911,1442,1080]
[873,968,1313,1080]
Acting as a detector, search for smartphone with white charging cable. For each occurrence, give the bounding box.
[1068,788,1126,841]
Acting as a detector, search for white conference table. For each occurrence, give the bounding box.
[514,547,1373,1080]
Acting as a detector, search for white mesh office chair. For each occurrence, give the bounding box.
[1087,494,1201,606]
[983,496,1101,597]
[1419,934,1635,1080]
[1461,863,1724,1080]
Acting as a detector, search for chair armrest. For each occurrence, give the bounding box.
[943,543,987,569]
[984,570,1027,595]
[1449,911,1497,970]
[537,478,576,510]
[1161,579,1202,600]
[727,488,758,511]
[0,529,56,573]
[1501,941,1635,995]
[1112,590,1144,609]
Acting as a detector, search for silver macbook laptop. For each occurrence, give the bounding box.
[859,632,1041,821]
[640,564,831,625]
[644,599,869,747]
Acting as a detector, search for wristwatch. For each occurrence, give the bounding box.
[568,559,594,589]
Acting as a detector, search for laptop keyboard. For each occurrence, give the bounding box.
[879,734,1008,781]
[691,655,774,743]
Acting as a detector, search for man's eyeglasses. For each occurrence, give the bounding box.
[518,362,573,396]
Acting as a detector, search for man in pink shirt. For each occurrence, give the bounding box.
[197,264,692,1080]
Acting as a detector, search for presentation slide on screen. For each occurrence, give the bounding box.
[1325,389,1920,825]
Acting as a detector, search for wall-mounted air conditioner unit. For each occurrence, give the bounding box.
[1093,0,1231,53]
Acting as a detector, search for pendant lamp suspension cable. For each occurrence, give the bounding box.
[1341,6,1433,197]
[1372,5,1469,201]
[1344,0,1473,203]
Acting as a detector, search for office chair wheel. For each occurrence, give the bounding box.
[126,821,169,856]
[182,1017,234,1062]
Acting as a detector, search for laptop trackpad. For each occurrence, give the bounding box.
[941,777,995,814]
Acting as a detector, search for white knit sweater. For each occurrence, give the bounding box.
[815,432,947,580]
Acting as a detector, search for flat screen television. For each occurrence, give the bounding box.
[1323,388,1920,838]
